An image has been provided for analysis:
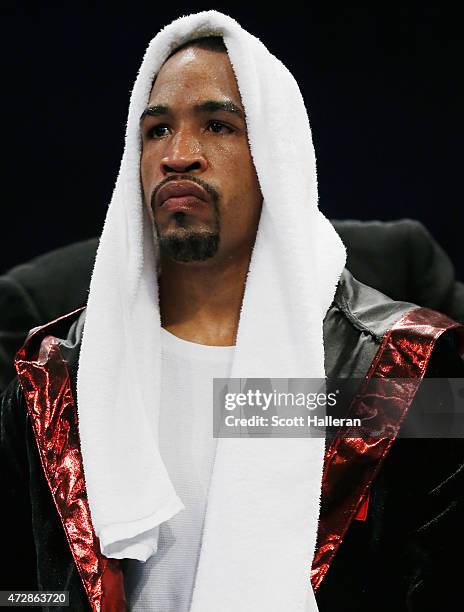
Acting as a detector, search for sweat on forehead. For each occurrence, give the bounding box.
[148,35,228,90]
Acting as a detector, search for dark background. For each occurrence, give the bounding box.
[1,2,462,277]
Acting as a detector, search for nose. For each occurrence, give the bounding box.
[160,128,208,175]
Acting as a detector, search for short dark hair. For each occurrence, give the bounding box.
[166,36,227,61]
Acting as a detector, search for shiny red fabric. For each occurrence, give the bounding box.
[310,307,464,592]
[354,491,369,521]
[13,305,463,607]
[15,308,126,612]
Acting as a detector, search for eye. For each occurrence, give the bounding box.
[207,120,233,134]
[146,124,170,139]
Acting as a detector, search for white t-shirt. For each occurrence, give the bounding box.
[122,328,235,611]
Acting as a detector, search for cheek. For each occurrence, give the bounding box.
[209,139,257,186]
[227,148,261,209]
[220,166,262,230]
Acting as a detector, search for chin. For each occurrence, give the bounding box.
[158,230,220,263]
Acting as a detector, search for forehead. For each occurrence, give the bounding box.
[148,46,242,107]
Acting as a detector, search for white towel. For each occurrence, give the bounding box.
[76,10,346,611]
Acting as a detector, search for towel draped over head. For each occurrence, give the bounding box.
[76,10,346,611]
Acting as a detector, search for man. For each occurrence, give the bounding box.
[1,11,463,612]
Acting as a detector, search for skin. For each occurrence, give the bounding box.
[140,45,263,345]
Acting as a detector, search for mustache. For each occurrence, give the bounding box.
[150,174,220,212]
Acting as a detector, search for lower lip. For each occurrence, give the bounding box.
[161,196,207,212]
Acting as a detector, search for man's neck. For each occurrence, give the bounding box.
[159,251,251,346]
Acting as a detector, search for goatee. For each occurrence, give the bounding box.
[158,227,220,262]
[151,175,221,263]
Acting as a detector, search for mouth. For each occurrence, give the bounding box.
[156,180,210,209]
[161,195,207,213]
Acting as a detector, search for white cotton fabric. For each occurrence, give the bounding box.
[123,329,234,611]
[76,10,346,612]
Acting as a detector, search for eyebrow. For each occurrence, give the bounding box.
[139,99,246,123]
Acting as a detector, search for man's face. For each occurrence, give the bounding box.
[140,45,263,264]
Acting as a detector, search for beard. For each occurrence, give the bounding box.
[151,175,222,263]
[156,211,220,262]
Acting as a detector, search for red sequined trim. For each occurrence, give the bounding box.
[15,308,126,612]
[310,307,464,591]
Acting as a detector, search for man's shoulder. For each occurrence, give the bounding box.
[12,307,86,405]
[16,307,86,365]
[331,267,418,339]
[334,267,463,338]
[324,268,463,379]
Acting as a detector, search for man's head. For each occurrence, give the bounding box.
[139,36,263,264]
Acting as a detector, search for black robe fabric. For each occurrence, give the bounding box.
[315,333,464,611]
[1,269,464,611]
